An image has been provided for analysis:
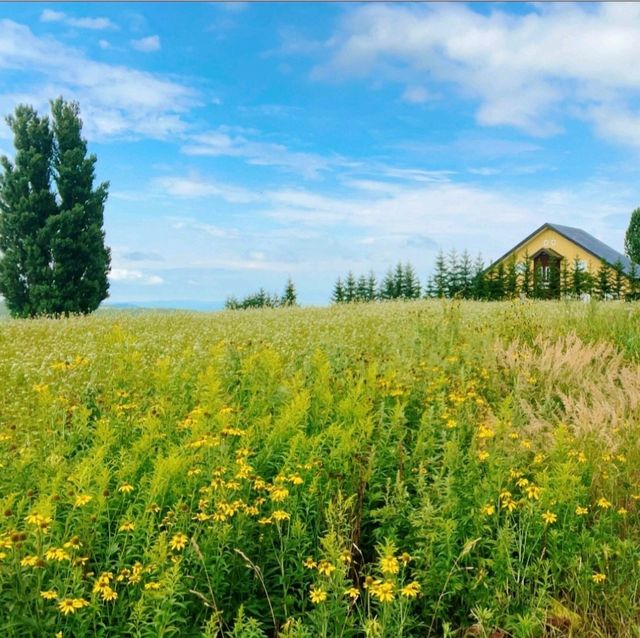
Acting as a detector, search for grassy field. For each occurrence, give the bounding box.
[2,300,640,637]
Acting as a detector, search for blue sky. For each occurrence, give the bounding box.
[1,2,640,306]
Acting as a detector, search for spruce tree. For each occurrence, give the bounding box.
[331,278,345,304]
[471,254,486,299]
[366,271,377,302]
[447,249,460,297]
[281,278,297,306]
[571,257,586,297]
[0,106,58,317]
[344,271,357,302]
[379,269,395,300]
[624,207,640,264]
[612,260,625,300]
[392,262,404,299]
[505,256,518,298]
[401,262,421,299]
[520,253,532,298]
[356,274,368,302]
[433,250,449,298]
[596,262,612,299]
[560,259,571,297]
[457,250,473,299]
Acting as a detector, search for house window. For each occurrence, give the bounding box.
[541,265,550,281]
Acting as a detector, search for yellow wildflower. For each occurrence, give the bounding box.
[309,587,327,604]
[303,557,317,569]
[592,572,606,584]
[74,494,92,508]
[542,511,557,525]
[345,587,359,600]
[380,555,399,575]
[118,483,134,494]
[317,560,335,576]
[170,533,188,551]
[575,506,589,516]
[400,581,421,598]
[371,580,395,603]
[40,590,58,600]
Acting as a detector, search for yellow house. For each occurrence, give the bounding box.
[488,222,636,295]
[485,222,640,293]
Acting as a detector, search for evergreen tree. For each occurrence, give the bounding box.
[401,262,421,299]
[379,268,396,300]
[628,262,639,300]
[0,105,58,317]
[433,250,449,298]
[0,99,110,317]
[392,262,404,299]
[570,257,587,297]
[366,271,377,302]
[457,250,473,299]
[547,260,561,299]
[612,260,626,300]
[331,277,345,304]
[560,259,571,297]
[596,262,612,299]
[624,207,640,264]
[344,271,357,302]
[471,254,486,299]
[281,278,297,306]
[505,256,519,298]
[489,263,506,300]
[48,98,110,315]
[356,274,368,302]
[520,253,532,298]
[447,249,460,297]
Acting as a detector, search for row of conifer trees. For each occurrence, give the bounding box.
[332,250,639,303]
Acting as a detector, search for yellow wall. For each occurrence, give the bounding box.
[499,227,604,273]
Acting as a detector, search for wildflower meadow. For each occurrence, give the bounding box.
[2,300,640,637]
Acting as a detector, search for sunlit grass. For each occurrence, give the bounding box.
[2,300,640,637]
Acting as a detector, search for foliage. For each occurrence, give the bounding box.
[624,207,640,264]
[225,280,298,310]
[0,99,110,317]
[1,301,640,636]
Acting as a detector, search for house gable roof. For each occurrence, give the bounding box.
[489,222,635,276]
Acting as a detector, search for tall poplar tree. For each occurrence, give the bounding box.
[48,98,110,314]
[0,106,58,317]
[624,207,640,264]
[0,98,110,317]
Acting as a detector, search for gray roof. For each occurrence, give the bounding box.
[489,222,636,276]
[548,223,634,275]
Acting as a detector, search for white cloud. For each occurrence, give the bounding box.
[109,268,163,285]
[155,175,258,204]
[40,10,117,31]
[0,20,195,139]
[318,3,640,145]
[401,86,431,104]
[181,127,335,178]
[131,35,161,53]
[98,40,110,50]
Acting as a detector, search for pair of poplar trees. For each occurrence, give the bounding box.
[0,98,110,318]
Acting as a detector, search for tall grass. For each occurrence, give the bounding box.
[1,300,640,636]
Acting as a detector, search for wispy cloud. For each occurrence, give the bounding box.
[109,268,163,285]
[154,174,258,204]
[40,9,117,31]
[130,35,161,53]
[181,127,335,179]
[0,20,195,139]
[316,3,640,146]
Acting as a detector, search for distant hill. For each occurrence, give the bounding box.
[101,300,226,312]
